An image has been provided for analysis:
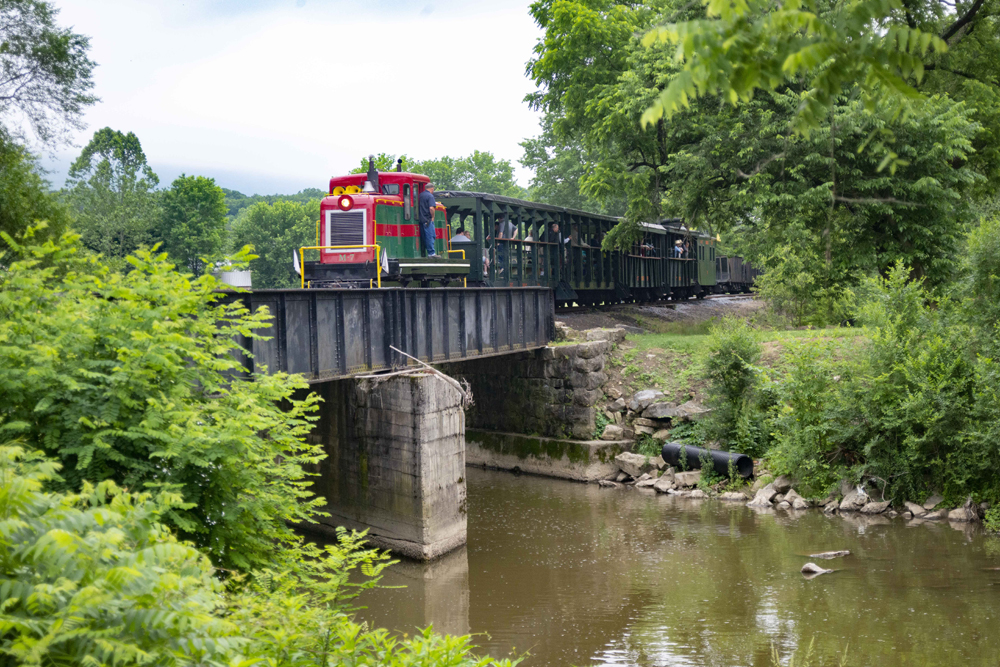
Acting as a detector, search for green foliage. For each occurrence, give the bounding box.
[965,214,1000,329]
[705,318,761,403]
[0,444,237,666]
[0,0,97,145]
[524,0,994,322]
[0,231,324,572]
[230,199,319,288]
[635,434,661,457]
[349,152,414,175]
[0,141,70,258]
[593,411,611,440]
[767,339,854,495]
[766,258,1000,502]
[520,119,620,214]
[640,0,949,138]
[731,93,981,295]
[0,445,520,667]
[158,174,228,277]
[64,127,161,267]
[526,0,683,237]
[985,507,1000,533]
[703,317,772,457]
[752,245,855,326]
[696,450,723,489]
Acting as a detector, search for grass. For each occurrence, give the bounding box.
[606,324,867,399]
[629,324,865,355]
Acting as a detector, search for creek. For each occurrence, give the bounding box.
[354,468,1000,666]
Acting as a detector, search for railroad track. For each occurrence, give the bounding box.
[555,293,753,314]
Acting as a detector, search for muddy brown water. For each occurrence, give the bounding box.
[351,468,1000,666]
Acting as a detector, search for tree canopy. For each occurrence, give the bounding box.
[64,127,160,265]
[640,0,997,139]
[230,199,319,288]
[0,141,70,256]
[158,174,228,277]
[350,151,528,197]
[0,0,97,144]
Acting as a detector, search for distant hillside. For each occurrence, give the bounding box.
[222,187,326,218]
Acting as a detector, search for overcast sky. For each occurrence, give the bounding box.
[41,0,544,195]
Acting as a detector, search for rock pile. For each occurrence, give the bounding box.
[602,390,711,441]
[598,458,991,528]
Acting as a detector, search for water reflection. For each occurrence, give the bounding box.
[354,468,1000,666]
[359,545,470,638]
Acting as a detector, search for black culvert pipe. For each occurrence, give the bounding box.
[661,442,754,479]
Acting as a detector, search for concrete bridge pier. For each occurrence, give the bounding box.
[306,373,467,560]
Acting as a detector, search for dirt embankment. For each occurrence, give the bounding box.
[557,295,764,333]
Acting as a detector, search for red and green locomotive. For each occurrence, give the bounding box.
[297,156,469,287]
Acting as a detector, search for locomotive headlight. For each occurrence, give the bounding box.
[338,195,353,210]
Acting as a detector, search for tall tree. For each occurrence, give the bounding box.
[159,174,227,277]
[0,140,70,256]
[230,200,318,288]
[0,0,97,144]
[65,127,160,264]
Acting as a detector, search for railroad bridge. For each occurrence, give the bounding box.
[234,286,554,560]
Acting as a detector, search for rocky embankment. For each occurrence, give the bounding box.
[601,454,990,525]
[560,322,990,526]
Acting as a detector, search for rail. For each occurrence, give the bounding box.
[299,244,383,289]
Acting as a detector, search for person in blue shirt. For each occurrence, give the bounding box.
[418,183,438,258]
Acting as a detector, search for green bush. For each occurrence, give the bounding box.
[751,244,855,327]
[0,445,520,667]
[703,317,772,457]
[767,260,1000,503]
[0,231,324,573]
[852,265,980,502]
[0,444,236,665]
[766,339,856,496]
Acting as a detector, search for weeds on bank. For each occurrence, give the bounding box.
[984,507,1000,533]
[593,412,611,440]
[635,435,661,457]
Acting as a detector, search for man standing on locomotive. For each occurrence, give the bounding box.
[419,182,438,258]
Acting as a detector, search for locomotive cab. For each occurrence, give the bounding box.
[299,156,469,288]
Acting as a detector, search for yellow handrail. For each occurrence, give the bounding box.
[446,249,468,287]
[299,244,383,289]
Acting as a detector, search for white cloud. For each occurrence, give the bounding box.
[44,0,543,194]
